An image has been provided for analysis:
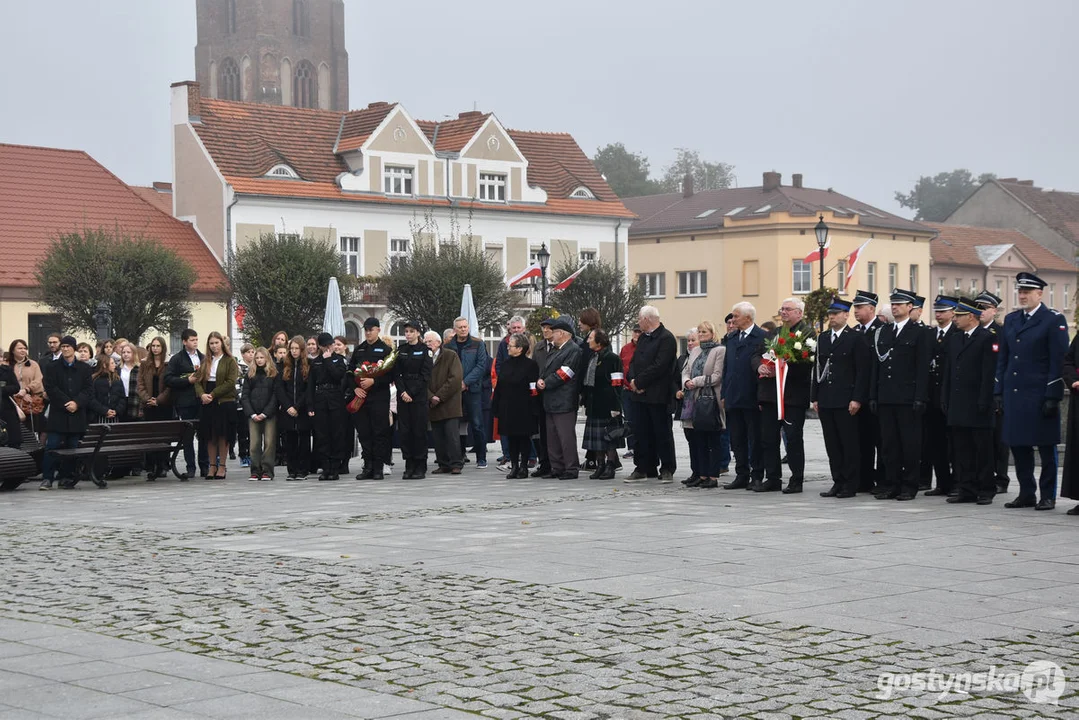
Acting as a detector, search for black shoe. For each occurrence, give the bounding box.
[976,496,994,505]
[359,466,374,480]
[1035,498,1056,511]
[924,488,949,496]
[402,461,414,480]
[875,492,898,500]
[540,473,557,479]
[836,490,857,499]
[781,480,803,494]
[946,495,977,504]
[820,484,839,497]
[896,493,916,501]
[917,481,932,491]
[413,467,426,480]
[995,481,1009,494]
[723,477,750,490]
[371,466,384,480]
[596,464,615,480]
[558,472,579,480]
[508,464,520,480]
[697,478,718,489]
[1004,496,1036,508]
[1066,504,1079,515]
[229,449,236,460]
[319,474,335,481]
[753,480,782,493]
[588,463,605,480]
[681,473,700,486]
[530,468,547,478]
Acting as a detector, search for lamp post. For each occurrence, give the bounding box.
[94,303,112,342]
[814,214,830,331]
[536,242,551,307]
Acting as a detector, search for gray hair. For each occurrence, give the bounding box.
[510,332,532,354]
[686,328,699,338]
[453,316,468,326]
[877,304,894,322]
[508,315,526,327]
[443,328,455,343]
[732,301,756,320]
[424,330,441,344]
[639,305,660,321]
[782,297,805,312]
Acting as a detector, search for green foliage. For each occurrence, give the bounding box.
[379,209,518,335]
[33,227,199,341]
[225,232,343,345]
[894,169,996,221]
[549,256,646,336]
[804,287,839,331]
[592,143,663,198]
[525,307,559,337]
[659,147,735,193]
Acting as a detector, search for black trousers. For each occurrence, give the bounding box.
[631,401,676,475]
[508,435,531,468]
[727,406,762,482]
[819,406,860,493]
[397,399,428,462]
[877,404,922,497]
[952,426,994,499]
[760,403,806,482]
[992,416,1010,487]
[856,406,881,492]
[235,407,250,458]
[1011,445,1057,501]
[924,406,953,491]
[354,398,390,467]
[312,404,349,474]
[283,425,311,475]
[534,407,551,472]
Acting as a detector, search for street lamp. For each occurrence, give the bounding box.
[94,302,112,342]
[814,214,830,331]
[536,242,551,307]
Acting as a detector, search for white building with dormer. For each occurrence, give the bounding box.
[169,81,633,348]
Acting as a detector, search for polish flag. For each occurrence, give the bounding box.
[803,238,830,264]
[556,365,576,382]
[844,239,872,291]
[529,382,538,396]
[610,372,624,387]
[508,263,543,287]
[553,266,586,292]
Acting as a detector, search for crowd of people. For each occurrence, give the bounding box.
[3,270,1079,515]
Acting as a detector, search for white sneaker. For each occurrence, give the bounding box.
[496,462,511,472]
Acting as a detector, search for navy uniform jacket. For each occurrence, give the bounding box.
[349,339,394,405]
[941,326,997,428]
[869,320,931,405]
[810,326,871,409]
[721,325,766,410]
[393,341,433,400]
[994,304,1069,446]
[926,324,957,408]
[306,353,348,410]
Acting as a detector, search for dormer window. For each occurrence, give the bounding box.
[384,166,413,195]
[479,173,506,202]
[570,186,595,199]
[266,164,299,179]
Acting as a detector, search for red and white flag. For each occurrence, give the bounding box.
[529,382,538,396]
[844,239,872,291]
[803,238,830,264]
[553,266,586,292]
[507,263,543,287]
[610,372,624,387]
[556,365,576,382]
[775,358,789,422]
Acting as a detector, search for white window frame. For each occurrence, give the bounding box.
[478,172,506,202]
[909,264,918,293]
[340,235,361,276]
[836,259,848,294]
[1066,284,1071,310]
[970,278,979,294]
[1049,284,1055,308]
[383,166,414,195]
[571,186,595,199]
[792,260,811,294]
[867,262,877,294]
[579,250,597,265]
[888,263,898,293]
[639,272,665,298]
[938,277,945,296]
[955,277,962,293]
[390,237,410,268]
[677,270,707,297]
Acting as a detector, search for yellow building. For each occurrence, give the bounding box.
[0,144,227,357]
[624,172,935,333]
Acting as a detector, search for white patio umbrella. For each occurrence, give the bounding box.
[323,276,346,337]
[460,284,479,338]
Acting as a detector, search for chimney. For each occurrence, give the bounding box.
[792,173,803,189]
[763,171,781,192]
[459,110,483,119]
[152,181,173,193]
[367,101,391,109]
[1017,180,1034,186]
[170,81,201,122]
[682,172,694,198]
[999,177,1018,183]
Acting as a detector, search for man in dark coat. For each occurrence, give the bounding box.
[923,295,959,496]
[941,299,998,505]
[164,328,206,479]
[349,317,394,479]
[851,291,884,493]
[308,333,349,481]
[755,298,815,494]
[813,298,871,498]
[536,317,582,479]
[996,272,1070,510]
[449,317,491,468]
[721,302,767,490]
[870,289,931,501]
[976,290,1010,493]
[530,319,556,477]
[625,306,678,483]
[40,336,94,489]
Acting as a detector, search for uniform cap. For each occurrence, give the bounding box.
[317,332,333,347]
[933,295,959,312]
[827,297,852,313]
[852,290,878,307]
[363,317,381,330]
[1015,272,1047,290]
[889,288,917,305]
[974,290,1002,308]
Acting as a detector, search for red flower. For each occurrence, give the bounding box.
[777,338,786,345]
[802,350,809,358]
[789,331,796,338]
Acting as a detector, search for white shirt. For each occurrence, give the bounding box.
[894,318,909,335]
[1026,303,1043,319]
[831,328,844,343]
[209,355,221,381]
[120,365,133,396]
[936,322,952,339]
[187,350,201,369]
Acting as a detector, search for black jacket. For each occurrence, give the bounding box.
[582,349,624,419]
[276,365,310,432]
[870,320,931,405]
[627,322,677,405]
[242,368,278,419]
[307,353,348,410]
[394,342,432,401]
[941,326,996,428]
[44,358,94,433]
[927,324,958,407]
[811,326,871,408]
[0,364,21,447]
[349,339,394,405]
[164,349,204,408]
[493,354,540,436]
[89,376,126,422]
[756,320,815,407]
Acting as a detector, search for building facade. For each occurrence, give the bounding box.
[170,82,633,348]
[623,172,935,335]
[195,0,349,111]
[0,144,227,357]
[927,223,1075,323]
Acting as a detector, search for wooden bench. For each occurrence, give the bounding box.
[0,425,45,491]
[49,420,195,488]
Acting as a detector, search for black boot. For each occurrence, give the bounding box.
[723,477,750,490]
[357,464,372,480]
[589,462,605,480]
[371,463,384,480]
[782,478,803,494]
[597,461,616,480]
[507,463,519,479]
[413,461,426,480]
[753,478,782,492]
[402,460,414,480]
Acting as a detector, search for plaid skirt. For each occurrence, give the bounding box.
[582,416,625,451]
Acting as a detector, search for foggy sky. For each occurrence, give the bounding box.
[1,0,1075,217]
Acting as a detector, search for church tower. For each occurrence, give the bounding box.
[194,0,349,111]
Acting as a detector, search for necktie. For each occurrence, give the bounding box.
[1021,313,1029,325]
[833,332,839,343]
[937,329,944,342]
[740,331,747,342]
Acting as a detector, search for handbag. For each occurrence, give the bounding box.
[602,415,630,443]
[10,397,26,422]
[692,385,722,432]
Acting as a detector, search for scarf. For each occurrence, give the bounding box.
[584,353,598,387]
[691,340,718,379]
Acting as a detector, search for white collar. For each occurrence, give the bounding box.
[894,318,909,334]
[1026,303,1043,317]
[937,322,952,333]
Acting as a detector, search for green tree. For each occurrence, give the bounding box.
[225,232,342,345]
[379,209,518,335]
[895,169,996,221]
[33,228,199,341]
[592,143,663,198]
[804,287,839,332]
[659,147,735,193]
[549,256,646,337]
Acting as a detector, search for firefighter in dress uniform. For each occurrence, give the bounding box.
[975,290,1010,494]
[851,290,884,493]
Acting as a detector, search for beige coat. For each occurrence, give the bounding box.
[13,359,44,396]
[428,348,463,422]
[681,344,725,429]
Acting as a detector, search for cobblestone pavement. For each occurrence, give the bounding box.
[1,423,1077,718]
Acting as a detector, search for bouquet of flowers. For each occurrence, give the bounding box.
[346,347,398,413]
[763,327,817,365]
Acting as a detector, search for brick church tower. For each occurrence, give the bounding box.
[194,0,349,111]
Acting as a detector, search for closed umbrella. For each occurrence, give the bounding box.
[460,284,479,338]
[323,276,346,338]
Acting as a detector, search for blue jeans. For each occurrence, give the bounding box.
[463,391,486,461]
[43,432,82,481]
[175,405,208,475]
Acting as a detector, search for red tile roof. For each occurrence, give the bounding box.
[994,179,1079,247]
[191,96,630,219]
[0,143,226,292]
[926,223,1076,272]
[130,185,173,215]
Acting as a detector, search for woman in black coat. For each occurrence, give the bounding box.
[277,336,311,481]
[0,362,21,448]
[581,329,625,480]
[89,355,126,424]
[492,333,539,479]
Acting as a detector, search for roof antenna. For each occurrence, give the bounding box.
[473,100,477,112]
